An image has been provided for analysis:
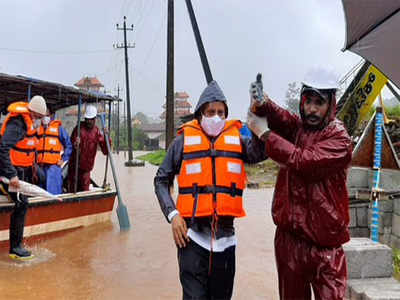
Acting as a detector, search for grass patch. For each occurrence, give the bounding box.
[136,150,166,166]
[393,248,400,281]
[245,159,279,188]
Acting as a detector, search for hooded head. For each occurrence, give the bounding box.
[194,80,228,120]
[299,83,337,129]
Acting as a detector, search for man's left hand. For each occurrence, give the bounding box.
[57,160,64,167]
[247,110,270,140]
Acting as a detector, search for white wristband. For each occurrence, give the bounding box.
[167,210,179,223]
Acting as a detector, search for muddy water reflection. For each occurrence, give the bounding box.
[0,152,278,300]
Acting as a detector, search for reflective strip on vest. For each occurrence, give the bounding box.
[37,123,63,164]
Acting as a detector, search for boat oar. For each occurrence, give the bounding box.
[98,113,131,230]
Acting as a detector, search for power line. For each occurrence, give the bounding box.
[0,47,112,55]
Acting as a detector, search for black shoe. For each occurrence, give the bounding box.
[9,246,34,261]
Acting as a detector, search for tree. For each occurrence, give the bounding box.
[133,112,149,125]
[285,82,300,115]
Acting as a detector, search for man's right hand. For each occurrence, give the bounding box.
[9,176,20,189]
[74,137,80,149]
[171,214,189,248]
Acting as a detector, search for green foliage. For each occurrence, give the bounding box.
[386,105,400,117]
[137,150,166,166]
[393,248,400,280]
[110,121,148,151]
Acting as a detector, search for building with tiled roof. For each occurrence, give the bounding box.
[74,76,104,92]
[160,91,192,120]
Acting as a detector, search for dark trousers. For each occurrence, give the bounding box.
[178,241,235,300]
[67,168,91,192]
[0,167,31,251]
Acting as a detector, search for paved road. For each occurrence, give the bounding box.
[0,152,279,299]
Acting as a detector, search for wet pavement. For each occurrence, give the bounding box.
[0,152,279,300]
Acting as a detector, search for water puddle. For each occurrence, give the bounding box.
[0,246,56,267]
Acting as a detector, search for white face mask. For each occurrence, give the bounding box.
[42,116,50,126]
[200,114,226,137]
[33,118,42,129]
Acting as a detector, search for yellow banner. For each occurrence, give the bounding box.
[337,65,387,135]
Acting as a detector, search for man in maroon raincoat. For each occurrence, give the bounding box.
[68,105,109,192]
[247,82,352,299]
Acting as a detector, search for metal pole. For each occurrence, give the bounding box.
[74,95,82,193]
[166,0,175,149]
[122,16,134,164]
[27,84,32,101]
[371,106,384,243]
[185,0,213,84]
[117,85,120,154]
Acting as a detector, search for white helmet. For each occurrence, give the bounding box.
[84,105,97,119]
[28,95,47,116]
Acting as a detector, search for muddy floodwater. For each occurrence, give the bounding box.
[0,152,279,300]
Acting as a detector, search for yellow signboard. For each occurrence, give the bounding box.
[337,65,387,135]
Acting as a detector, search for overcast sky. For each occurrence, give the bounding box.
[0,0,363,120]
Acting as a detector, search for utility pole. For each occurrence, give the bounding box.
[165,0,175,149]
[115,16,142,167]
[116,84,121,154]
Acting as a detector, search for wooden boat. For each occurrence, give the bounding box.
[0,73,119,246]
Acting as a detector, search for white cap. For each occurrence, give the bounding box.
[28,95,47,116]
[84,105,97,119]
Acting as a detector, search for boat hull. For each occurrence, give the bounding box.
[0,190,116,245]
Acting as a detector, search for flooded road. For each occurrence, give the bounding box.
[0,152,279,300]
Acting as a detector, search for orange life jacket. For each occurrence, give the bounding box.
[176,119,247,218]
[0,102,37,167]
[36,120,63,164]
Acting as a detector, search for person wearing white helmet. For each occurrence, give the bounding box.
[0,95,47,260]
[247,77,352,299]
[67,104,110,192]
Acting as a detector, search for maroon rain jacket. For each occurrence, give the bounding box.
[69,122,108,172]
[263,96,352,248]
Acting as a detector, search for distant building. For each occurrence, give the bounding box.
[160,92,192,120]
[74,76,104,92]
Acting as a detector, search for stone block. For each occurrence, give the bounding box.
[383,212,393,228]
[350,227,370,238]
[357,206,369,227]
[380,200,394,213]
[394,199,400,214]
[343,238,393,279]
[350,207,357,227]
[393,214,400,238]
[391,235,400,249]
[347,277,398,300]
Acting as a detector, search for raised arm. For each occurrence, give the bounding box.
[265,123,352,180]
[253,99,301,142]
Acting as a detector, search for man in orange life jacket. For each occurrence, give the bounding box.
[37,108,72,195]
[0,95,47,260]
[154,81,266,299]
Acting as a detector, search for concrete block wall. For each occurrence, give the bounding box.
[392,198,400,249]
[349,198,396,247]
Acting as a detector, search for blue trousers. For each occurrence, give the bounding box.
[42,165,63,195]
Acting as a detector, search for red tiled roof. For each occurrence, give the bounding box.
[175,91,189,99]
[74,76,104,88]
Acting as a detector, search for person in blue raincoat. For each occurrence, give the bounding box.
[37,108,72,195]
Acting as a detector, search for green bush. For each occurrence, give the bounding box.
[393,248,400,281]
